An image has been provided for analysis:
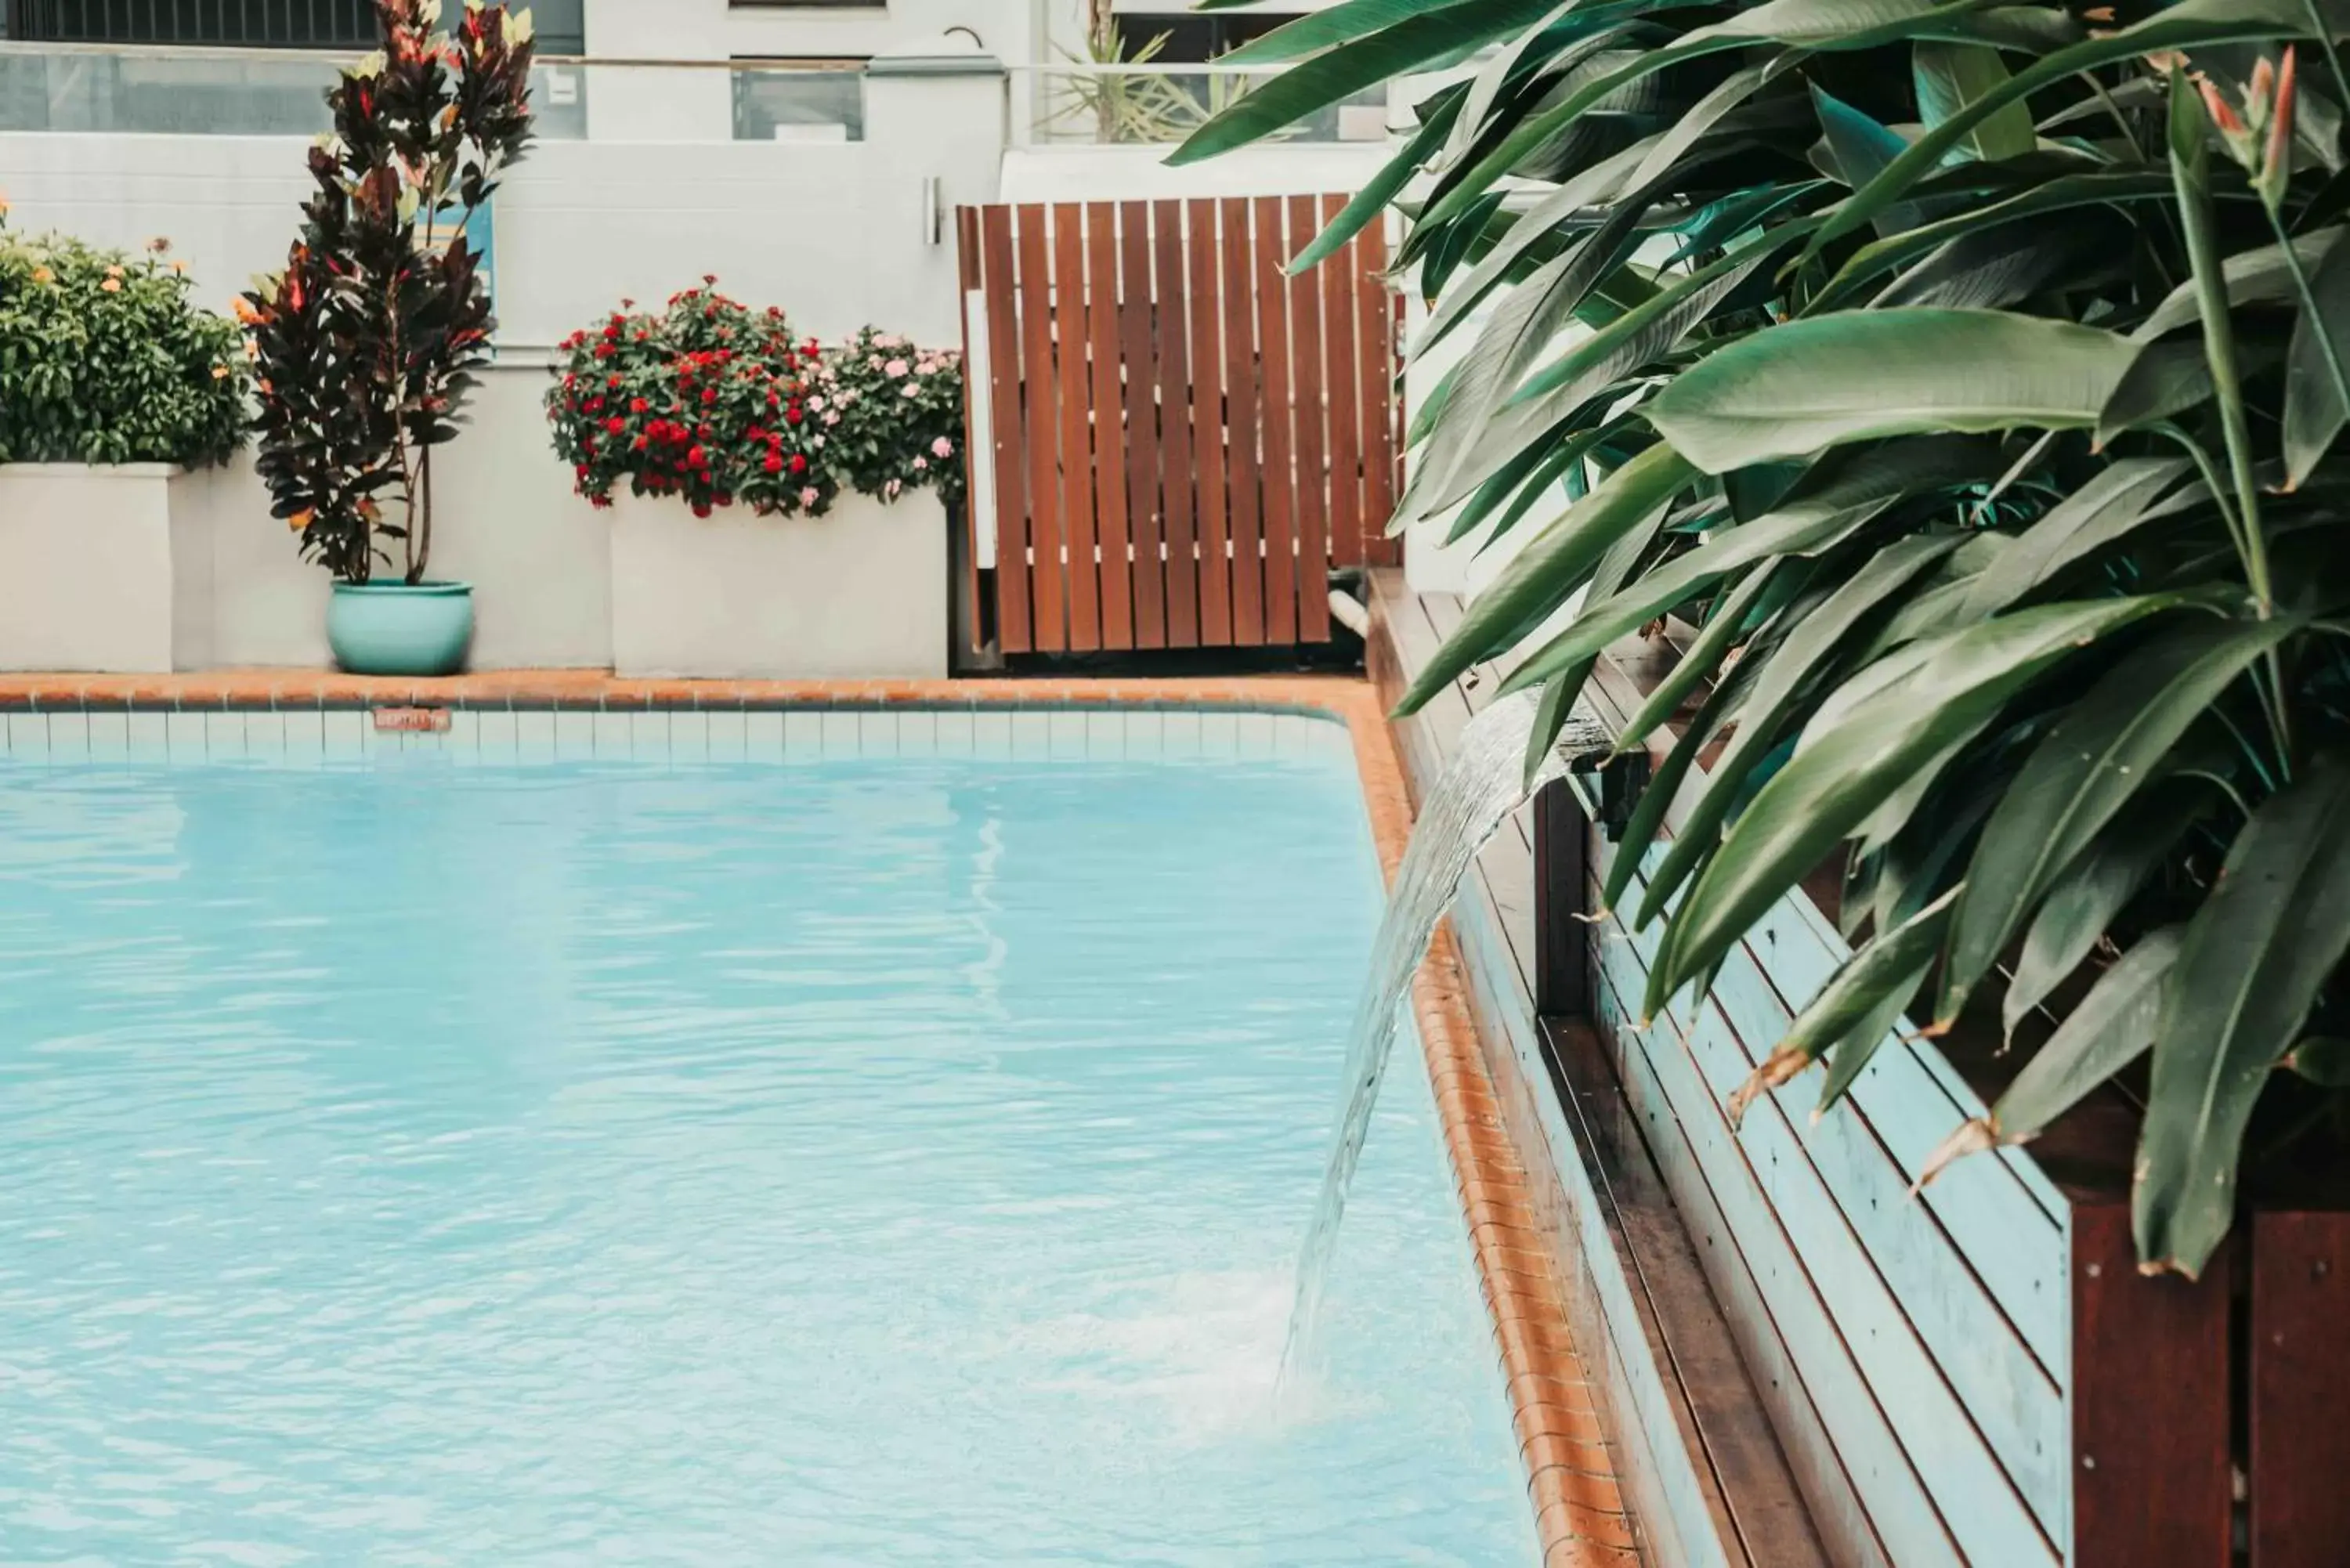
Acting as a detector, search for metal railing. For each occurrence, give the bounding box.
[0,42,872,141]
[1008,63,1393,149]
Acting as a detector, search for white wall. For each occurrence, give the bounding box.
[0,66,1002,349]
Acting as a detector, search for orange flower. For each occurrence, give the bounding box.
[99,277,121,293]
[288,508,313,533]
[29,265,52,285]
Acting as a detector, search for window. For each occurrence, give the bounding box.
[1108,10,1300,65]
[732,60,864,143]
[4,0,584,52]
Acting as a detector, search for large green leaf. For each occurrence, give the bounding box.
[1645,309,2138,474]
[2137,752,2350,1277]
[1614,562,1782,751]
[1918,927,2187,1189]
[1394,441,1696,715]
[1643,594,2193,1019]
[1167,0,1564,164]
[1872,215,2121,311]
[1620,529,1968,920]
[1811,84,1923,233]
[1911,40,2034,162]
[1811,0,2308,251]
[2131,227,2344,341]
[1419,0,2084,233]
[1518,498,1671,785]
[1806,171,2176,314]
[1953,456,2193,620]
[1936,614,2297,1026]
[2283,225,2350,488]
[2002,776,2209,1041]
[1288,90,1464,273]
[1726,887,1955,1126]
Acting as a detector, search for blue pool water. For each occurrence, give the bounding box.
[0,732,1535,1565]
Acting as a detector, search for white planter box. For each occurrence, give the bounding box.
[0,463,184,673]
[609,488,948,680]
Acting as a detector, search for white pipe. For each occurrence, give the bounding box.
[1328,590,1370,638]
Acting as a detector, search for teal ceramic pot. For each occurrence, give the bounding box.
[327,581,475,677]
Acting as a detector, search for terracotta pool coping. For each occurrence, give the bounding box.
[0,670,1630,1566]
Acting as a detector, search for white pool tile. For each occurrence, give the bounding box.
[592,712,634,758]
[46,715,88,758]
[126,710,169,758]
[162,710,204,758]
[442,710,479,753]
[705,710,747,761]
[1084,711,1123,758]
[935,710,976,757]
[244,711,288,756]
[324,710,368,759]
[518,709,559,761]
[201,711,247,760]
[972,710,1015,760]
[857,710,898,757]
[745,710,786,760]
[1120,710,1162,754]
[1235,713,1278,758]
[782,710,822,760]
[474,710,517,760]
[283,710,328,759]
[820,712,861,757]
[5,713,48,758]
[554,710,596,760]
[1161,710,1204,759]
[1200,710,1242,758]
[895,709,937,758]
[85,711,130,761]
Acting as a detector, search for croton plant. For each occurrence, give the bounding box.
[240,0,536,584]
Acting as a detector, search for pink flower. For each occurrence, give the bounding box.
[885,479,902,498]
[901,382,920,398]
[800,486,820,507]
[823,410,841,426]
[913,456,928,471]
[884,358,908,378]
[931,436,953,457]
[808,396,825,411]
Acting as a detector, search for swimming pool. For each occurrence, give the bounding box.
[0,707,1536,1565]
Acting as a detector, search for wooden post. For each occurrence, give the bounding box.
[2251,1208,2350,1568]
[1534,778,1591,1019]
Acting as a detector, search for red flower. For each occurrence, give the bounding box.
[630,398,649,414]
[687,445,707,468]
[789,452,808,475]
[594,344,614,360]
[605,417,625,435]
[701,388,718,406]
[786,403,804,426]
[606,375,622,390]
[763,452,784,475]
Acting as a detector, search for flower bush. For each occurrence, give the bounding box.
[546,286,963,518]
[0,205,246,468]
[545,282,832,519]
[812,327,966,508]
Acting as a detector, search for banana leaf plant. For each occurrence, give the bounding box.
[1178,0,2350,1279]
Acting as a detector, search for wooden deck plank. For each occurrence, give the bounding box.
[1118,200,1165,650]
[1220,196,1267,646]
[1185,197,1233,646]
[1253,194,1300,645]
[1014,204,1065,653]
[1321,192,1365,571]
[1152,199,1201,648]
[1287,193,1332,645]
[1083,202,1133,651]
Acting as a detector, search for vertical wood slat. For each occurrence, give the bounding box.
[953,205,986,656]
[1083,202,1133,650]
[1252,195,1299,645]
[2071,1203,2232,1568]
[1220,196,1267,647]
[1050,204,1100,652]
[2251,1209,2350,1568]
[977,205,1030,655]
[1185,198,1232,646]
[1356,215,1401,567]
[1285,193,1332,644]
[1014,208,1065,652]
[1321,191,1365,571]
[1117,201,1166,649]
[1152,200,1200,648]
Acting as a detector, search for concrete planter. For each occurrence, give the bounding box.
[608,488,948,679]
[0,463,188,673]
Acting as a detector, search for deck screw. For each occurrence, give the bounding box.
[2315,1259,2332,1281]
[2085,1262,2102,1278]
[2082,1454,2097,1471]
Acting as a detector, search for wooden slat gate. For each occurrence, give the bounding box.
[956,196,1400,659]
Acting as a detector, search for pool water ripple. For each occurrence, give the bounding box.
[0,753,1534,1565]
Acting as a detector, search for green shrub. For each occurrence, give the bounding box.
[813,327,967,508]
[0,211,246,468]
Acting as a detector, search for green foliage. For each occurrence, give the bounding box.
[0,213,245,468]
[242,0,536,584]
[813,327,968,510]
[1184,0,2350,1276]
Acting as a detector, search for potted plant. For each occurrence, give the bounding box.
[240,0,536,677]
[0,202,246,672]
[545,287,962,679]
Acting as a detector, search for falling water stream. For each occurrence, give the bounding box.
[1279,689,1614,1389]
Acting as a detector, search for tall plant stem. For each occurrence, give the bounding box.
[2301,0,2350,151]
